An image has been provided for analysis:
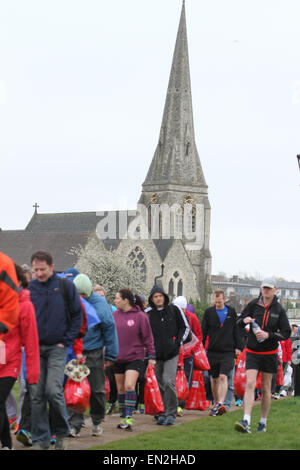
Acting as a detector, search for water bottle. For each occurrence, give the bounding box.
[251,321,265,343]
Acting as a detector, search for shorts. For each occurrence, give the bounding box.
[207,353,235,379]
[246,351,278,374]
[113,359,144,375]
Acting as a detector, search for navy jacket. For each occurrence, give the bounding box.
[29,273,82,347]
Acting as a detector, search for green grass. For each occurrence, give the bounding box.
[89,398,300,450]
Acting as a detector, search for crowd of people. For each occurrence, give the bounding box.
[0,249,296,450]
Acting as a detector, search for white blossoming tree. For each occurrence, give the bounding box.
[72,235,147,303]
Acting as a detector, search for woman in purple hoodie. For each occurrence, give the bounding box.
[113,289,156,430]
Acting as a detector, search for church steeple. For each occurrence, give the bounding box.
[141,0,207,193]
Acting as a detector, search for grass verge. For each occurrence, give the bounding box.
[89,397,300,451]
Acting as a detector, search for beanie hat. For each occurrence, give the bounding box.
[73,274,93,298]
[173,296,187,311]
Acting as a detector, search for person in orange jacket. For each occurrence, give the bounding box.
[0,252,19,338]
[0,264,40,449]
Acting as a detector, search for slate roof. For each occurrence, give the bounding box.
[0,230,90,272]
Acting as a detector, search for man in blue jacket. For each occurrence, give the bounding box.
[73,273,118,437]
[29,251,82,450]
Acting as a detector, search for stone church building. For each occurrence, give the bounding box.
[0,2,212,301]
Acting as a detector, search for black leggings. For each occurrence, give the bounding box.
[0,377,16,449]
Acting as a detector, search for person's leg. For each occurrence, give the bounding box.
[224,366,235,409]
[154,360,166,420]
[0,377,16,449]
[260,372,273,420]
[5,389,17,421]
[124,369,139,419]
[160,355,178,422]
[45,345,69,439]
[30,346,51,448]
[115,372,126,419]
[85,349,106,427]
[243,369,258,420]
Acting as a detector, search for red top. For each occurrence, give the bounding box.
[0,251,19,337]
[0,289,40,384]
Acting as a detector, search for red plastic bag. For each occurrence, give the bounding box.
[144,364,164,415]
[276,362,284,386]
[256,372,262,390]
[104,375,110,401]
[192,342,210,371]
[234,349,247,398]
[185,370,209,410]
[176,367,189,402]
[64,377,91,414]
[177,347,184,368]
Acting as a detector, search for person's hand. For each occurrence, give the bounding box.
[56,343,65,348]
[243,317,253,325]
[235,349,241,357]
[148,359,156,367]
[255,330,269,342]
[75,354,85,364]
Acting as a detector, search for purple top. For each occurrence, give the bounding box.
[113,306,156,363]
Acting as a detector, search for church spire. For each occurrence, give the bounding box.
[142,1,207,192]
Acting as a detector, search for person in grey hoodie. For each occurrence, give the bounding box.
[73,274,118,438]
[146,286,189,426]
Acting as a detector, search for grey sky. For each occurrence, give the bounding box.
[1,0,300,280]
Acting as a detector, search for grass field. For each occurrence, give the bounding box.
[89,397,300,451]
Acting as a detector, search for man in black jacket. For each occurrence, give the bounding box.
[235,278,291,434]
[146,286,189,426]
[202,289,243,416]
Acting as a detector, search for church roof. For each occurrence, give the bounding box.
[142,1,207,191]
[0,230,90,271]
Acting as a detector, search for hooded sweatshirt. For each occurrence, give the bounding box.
[113,305,155,363]
[146,286,189,361]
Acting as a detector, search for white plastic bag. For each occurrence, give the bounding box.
[283,365,293,387]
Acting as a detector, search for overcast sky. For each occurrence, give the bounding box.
[1,0,300,281]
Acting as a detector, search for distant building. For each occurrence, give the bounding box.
[211,275,300,315]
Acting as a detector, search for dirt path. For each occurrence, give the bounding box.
[12,406,242,451]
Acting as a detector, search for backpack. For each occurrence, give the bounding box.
[60,278,87,339]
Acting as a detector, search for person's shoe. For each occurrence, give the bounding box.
[235,420,251,433]
[177,406,183,417]
[235,398,242,406]
[139,404,145,414]
[92,424,103,436]
[209,405,218,416]
[117,418,127,429]
[156,415,167,425]
[1,446,13,450]
[280,390,287,397]
[16,429,32,447]
[69,426,80,438]
[55,437,67,450]
[50,435,56,445]
[273,393,280,400]
[257,422,267,433]
[217,404,227,416]
[106,402,116,415]
[166,416,175,426]
[31,444,49,450]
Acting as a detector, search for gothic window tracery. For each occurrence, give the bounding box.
[128,246,147,282]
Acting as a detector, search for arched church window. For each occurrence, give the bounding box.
[168,272,183,299]
[168,279,174,296]
[177,279,183,296]
[128,247,147,282]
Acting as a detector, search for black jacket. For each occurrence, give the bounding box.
[237,295,291,353]
[202,305,243,355]
[146,286,189,361]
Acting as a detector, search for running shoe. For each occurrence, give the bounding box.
[16,429,32,447]
[234,420,251,433]
[257,422,266,433]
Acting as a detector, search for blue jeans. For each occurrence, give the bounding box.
[30,345,69,447]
